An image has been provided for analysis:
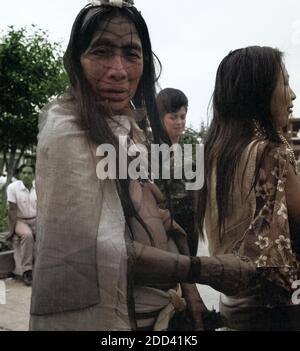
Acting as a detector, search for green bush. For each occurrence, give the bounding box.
[0,240,12,252]
[0,192,11,252]
[0,192,8,232]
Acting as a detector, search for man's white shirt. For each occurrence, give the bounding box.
[7,180,37,219]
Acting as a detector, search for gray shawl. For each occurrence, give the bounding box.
[30,100,131,330]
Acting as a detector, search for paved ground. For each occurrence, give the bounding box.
[0,241,219,331]
[0,277,31,331]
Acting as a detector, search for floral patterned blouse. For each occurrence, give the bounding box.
[235,140,300,297]
[206,139,300,304]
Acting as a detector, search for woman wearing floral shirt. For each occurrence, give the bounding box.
[198,46,300,330]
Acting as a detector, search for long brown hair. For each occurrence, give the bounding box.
[197,46,284,241]
[62,5,170,239]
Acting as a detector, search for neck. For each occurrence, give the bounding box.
[23,182,32,191]
[171,136,180,144]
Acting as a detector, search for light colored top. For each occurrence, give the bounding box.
[30,99,130,330]
[30,99,183,331]
[7,180,37,219]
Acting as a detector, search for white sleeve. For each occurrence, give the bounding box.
[6,183,17,204]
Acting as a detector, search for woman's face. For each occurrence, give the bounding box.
[80,16,144,114]
[162,106,187,144]
[270,65,296,130]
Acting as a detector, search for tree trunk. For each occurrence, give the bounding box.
[15,146,26,172]
[0,150,7,175]
[5,147,17,188]
[0,150,8,201]
[0,153,3,175]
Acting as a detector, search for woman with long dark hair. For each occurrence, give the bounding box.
[30,2,259,331]
[198,46,300,330]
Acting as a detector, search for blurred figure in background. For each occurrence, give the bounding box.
[156,88,199,255]
[6,164,36,286]
[157,88,187,144]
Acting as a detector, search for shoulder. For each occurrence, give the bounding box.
[6,181,23,198]
[37,98,89,154]
[254,139,290,163]
[243,139,288,160]
[38,98,84,143]
[7,180,22,191]
[36,100,97,177]
[249,139,293,182]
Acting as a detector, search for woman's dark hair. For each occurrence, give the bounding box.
[156,88,188,120]
[197,46,284,240]
[62,4,170,239]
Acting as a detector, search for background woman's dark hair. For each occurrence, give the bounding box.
[63,4,170,240]
[156,88,188,120]
[197,46,284,241]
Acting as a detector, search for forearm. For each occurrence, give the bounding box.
[133,241,257,296]
[181,283,207,330]
[188,255,257,296]
[8,207,17,235]
[133,241,190,285]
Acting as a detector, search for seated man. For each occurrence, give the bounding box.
[6,164,36,286]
